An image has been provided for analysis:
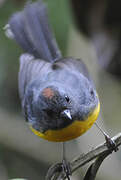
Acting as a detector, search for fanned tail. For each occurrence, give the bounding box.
[8,1,62,62]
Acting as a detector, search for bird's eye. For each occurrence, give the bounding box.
[65,95,70,103]
[90,89,94,97]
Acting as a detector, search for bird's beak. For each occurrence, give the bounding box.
[62,109,72,120]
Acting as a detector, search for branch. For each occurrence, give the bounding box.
[46,133,121,180]
[83,150,111,180]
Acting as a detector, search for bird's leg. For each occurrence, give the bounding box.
[95,122,118,152]
[62,142,71,179]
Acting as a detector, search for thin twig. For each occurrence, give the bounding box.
[71,133,121,172]
[46,133,121,179]
[83,151,111,180]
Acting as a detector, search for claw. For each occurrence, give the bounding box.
[105,135,118,152]
[62,159,71,180]
[94,122,118,152]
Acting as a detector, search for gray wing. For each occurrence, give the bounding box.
[66,58,95,86]
[53,57,91,81]
[18,53,51,101]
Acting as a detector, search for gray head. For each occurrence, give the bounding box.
[23,74,99,133]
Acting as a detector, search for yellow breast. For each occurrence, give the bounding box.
[30,102,100,142]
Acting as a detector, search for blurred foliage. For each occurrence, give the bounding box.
[10,179,27,180]
[1,145,48,179]
[0,0,24,112]
[45,0,72,54]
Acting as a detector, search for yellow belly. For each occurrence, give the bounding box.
[30,102,100,142]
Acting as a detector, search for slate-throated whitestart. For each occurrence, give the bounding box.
[6,1,101,178]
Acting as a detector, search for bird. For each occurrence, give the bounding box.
[5,1,101,178]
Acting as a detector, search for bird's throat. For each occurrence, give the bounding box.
[29,102,100,142]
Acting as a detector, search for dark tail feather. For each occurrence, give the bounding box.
[9,12,40,57]
[9,1,62,62]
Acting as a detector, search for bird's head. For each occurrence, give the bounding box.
[24,82,75,132]
[23,75,99,134]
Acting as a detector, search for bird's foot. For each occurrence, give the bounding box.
[105,134,118,152]
[62,159,71,180]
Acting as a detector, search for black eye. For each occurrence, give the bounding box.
[65,95,70,102]
[90,89,94,97]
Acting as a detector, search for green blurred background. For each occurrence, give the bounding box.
[0,0,121,179]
